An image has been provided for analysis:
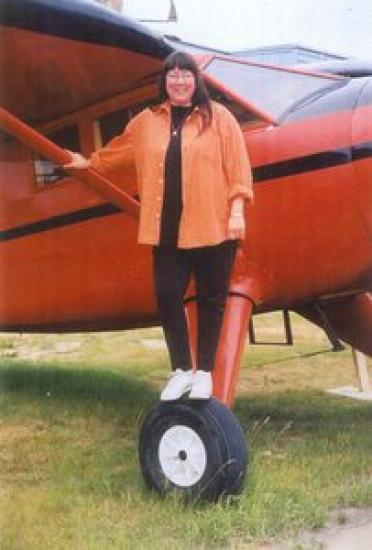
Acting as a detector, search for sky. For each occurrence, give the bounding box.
[122,0,372,59]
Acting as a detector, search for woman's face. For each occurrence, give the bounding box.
[165,67,196,106]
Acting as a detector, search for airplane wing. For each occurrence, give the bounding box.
[0,0,173,125]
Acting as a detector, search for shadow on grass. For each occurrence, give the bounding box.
[1,360,370,430]
[234,389,372,435]
[0,360,157,414]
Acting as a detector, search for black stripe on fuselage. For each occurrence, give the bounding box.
[253,148,350,182]
[1,141,372,242]
[351,142,372,161]
[0,203,121,242]
[253,141,372,182]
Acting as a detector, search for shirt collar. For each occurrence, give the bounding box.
[153,101,199,115]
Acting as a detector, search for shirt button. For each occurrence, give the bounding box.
[155,213,160,220]
[156,196,161,201]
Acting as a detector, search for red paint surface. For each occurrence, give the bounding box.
[1,23,371,404]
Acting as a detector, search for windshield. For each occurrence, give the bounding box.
[204,57,346,121]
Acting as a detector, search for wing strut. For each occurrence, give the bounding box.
[0,106,140,217]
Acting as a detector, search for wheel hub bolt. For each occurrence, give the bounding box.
[178,450,187,461]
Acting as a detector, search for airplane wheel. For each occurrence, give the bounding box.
[138,398,248,502]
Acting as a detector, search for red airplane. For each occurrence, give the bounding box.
[0,0,371,500]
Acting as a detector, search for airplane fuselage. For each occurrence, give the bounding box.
[0,75,371,332]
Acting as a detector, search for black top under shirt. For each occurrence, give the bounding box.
[159,105,193,247]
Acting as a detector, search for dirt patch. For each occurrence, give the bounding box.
[16,341,81,359]
[0,423,47,462]
[0,423,50,485]
[0,336,82,360]
[0,423,46,446]
[273,507,372,549]
[141,338,166,350]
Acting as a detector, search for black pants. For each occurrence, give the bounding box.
[153,240,237,372]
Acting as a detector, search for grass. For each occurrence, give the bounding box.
[0,313,371,549]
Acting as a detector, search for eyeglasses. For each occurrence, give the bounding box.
[166,70,195,81]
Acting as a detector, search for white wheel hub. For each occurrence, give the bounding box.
[158,425,207,487]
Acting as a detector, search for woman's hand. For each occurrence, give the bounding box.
[63,150,91,169]
[227,213,246,240]
[228,196,246,240]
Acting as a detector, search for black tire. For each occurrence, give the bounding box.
[138,397,248,502]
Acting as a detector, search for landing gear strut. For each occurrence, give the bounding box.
[139,278,254,501]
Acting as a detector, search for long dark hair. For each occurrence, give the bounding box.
[158,51,212,130]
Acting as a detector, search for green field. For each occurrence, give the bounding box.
[0,312,371,549]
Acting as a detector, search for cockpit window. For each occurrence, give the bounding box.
[207,87,261,125]
[204,57,346,121]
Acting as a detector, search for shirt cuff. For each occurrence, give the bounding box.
[89,152,107,175]
[228,184,254,203]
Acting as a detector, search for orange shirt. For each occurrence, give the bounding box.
[90,100,254,248]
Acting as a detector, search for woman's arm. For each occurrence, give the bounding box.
[218,106,254,206]
[217,105,254,241]
[63,116,136,174]
[227,196,245,240]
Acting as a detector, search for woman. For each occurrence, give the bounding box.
[64,51,254,401]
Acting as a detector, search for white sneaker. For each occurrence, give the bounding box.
[160,369,193,401]
[189,371,212,400]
